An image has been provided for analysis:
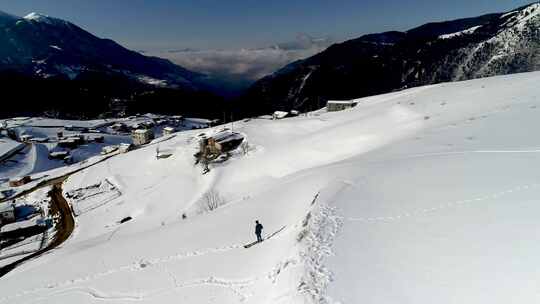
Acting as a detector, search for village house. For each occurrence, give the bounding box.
[118,143,134,153]
[0,203,15,226]
[163,127,176,136]
[101,146,119,155]
[327,100,359,112]
[132,129,154,146]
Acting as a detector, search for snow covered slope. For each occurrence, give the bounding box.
[2,71,540,303]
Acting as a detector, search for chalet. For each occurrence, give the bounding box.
[195,130,245,172]
[327,100,359,112]
[163,127,176,136]
[9,176,32,187]
[132,129,154,146]
[0,204,15,226]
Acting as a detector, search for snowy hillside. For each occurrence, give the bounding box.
[2,71,540,303]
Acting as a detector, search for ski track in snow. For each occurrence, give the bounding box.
[348,183,540,223]
[298,198,343,304]
[24,276,257,303]
[0,227,294,304]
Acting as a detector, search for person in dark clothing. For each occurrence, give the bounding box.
[255,220,263,242]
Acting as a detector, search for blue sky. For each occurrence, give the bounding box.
[0,0,535,50]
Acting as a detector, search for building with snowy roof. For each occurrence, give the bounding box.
[327,100,359,112]
[132,129,154,146]
[163,127,176,136]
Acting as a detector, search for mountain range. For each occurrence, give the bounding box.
[0,11,228,119]
[1,3,540,119]
[243,2,540,113]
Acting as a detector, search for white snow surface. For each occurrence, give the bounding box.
[2,72,540,303]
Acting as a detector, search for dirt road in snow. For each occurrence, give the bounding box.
[0,182,74,278]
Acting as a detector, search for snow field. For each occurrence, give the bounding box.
[1,71,540,303]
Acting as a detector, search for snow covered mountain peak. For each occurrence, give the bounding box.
[23,12,67,26]
[247,2,540,112]
[24,12,48,21]
[0,10,211,95]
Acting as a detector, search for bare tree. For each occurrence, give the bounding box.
[240,141,250,155]
[199,190,226,213]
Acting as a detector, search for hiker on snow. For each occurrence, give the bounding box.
[255,220,263,242]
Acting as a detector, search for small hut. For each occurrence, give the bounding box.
[327,100,359,112]
[163,127,176,136]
